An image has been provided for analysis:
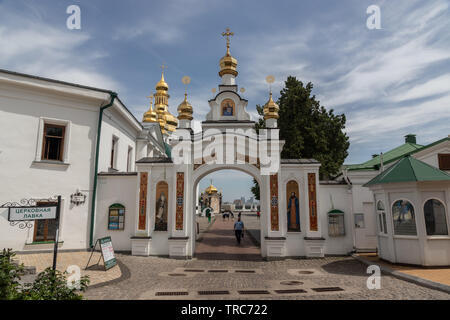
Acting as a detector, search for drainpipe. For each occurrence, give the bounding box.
[89,92,117,247]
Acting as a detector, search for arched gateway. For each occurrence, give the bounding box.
[129,29,325,259]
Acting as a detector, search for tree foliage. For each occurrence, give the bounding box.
[250,76,350,199]
[278,76,349,179]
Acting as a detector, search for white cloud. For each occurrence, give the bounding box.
[0,3,120,91]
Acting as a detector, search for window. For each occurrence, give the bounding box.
[328,210,345,236]
[354,213,365,228]
[392,200,417,236]
[33,201,57,242]
[110,136,118,169]
[108,204,125,230]
[424,199,448,236]
[376,201,387,234]
[438,154,450,170]
[41,124,65,161]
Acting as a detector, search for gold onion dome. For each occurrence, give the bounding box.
[219,47,238,77]
[177,93,193,120]
[205,184,218,194]
[165,110,178,133]
[156,72,169,91]
[143,96,158,123]
[263,92,279,120]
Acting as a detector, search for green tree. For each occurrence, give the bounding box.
[250,76,349,199]
[278,76,349,179]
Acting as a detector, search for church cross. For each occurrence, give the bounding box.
[221,28,234,50]
[161,64,167,74]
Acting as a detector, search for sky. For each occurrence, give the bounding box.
[1,0,449,201]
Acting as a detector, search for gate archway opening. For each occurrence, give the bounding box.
[191,165,265,260]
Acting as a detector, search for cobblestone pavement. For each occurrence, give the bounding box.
[84,253,450,300]
[83,214,449,300]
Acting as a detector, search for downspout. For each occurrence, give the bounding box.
[89,92,117,247]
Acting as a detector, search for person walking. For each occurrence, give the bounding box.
[234,217,244,244]
[256,210,260,220]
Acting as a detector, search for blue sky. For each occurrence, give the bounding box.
[1,0,449,201]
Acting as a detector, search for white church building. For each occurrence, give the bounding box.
[1,32,449,266]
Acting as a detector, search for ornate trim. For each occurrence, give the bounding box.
[175,172,184,230]
[308,173,318,231]
[270,174,279,231]
[138,172,148,230]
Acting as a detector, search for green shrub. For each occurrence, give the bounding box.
[0,248,90,300]
[0,248,24,300]
[21,267,90,300]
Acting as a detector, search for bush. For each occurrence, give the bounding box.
[21,267,90,300]
[0,248,90,300]
[0,248,24,300]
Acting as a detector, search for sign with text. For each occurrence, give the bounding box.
[100,236,116,270]
[8,206,57,221]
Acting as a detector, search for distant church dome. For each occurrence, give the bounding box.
[205,183,218,194]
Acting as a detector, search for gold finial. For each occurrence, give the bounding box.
[219,28,238,77]
[221,28,234,55]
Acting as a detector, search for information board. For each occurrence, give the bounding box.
[99,236,116,270]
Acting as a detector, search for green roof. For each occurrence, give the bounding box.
[346,136,450,172]
[363,156,450,187]
[346,142,423,171]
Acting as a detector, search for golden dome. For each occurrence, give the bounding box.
[219,47,238,77]
[177,93,193,120]
[156,72,169,91]
[263,92,279,120]
[219,28,238,77]
[205,184,218,194]
[165,110,178,133]
[143,95,158,123]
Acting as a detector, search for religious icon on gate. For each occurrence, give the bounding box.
[155,181,168,231]
[221,99,235,116]
[287,192,300,231]
[286,180,300,231]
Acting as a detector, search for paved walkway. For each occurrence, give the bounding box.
[356,253,450,287]
[195,214,262,261]
[15,251,122,287]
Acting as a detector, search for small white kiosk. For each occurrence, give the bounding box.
[365,156,450,266]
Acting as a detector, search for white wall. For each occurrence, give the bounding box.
[95,175,137,251]
[0,80,102,251]
[98,106,139,173]
[319,185,354,255]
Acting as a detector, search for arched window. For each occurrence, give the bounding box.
[392,200,417,236]
[424,199,448,236]
[108,203,125,230]
[376,200,387,234]
[286,180,300,232]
